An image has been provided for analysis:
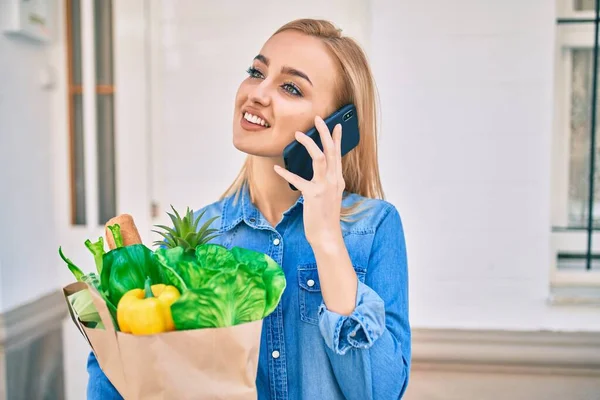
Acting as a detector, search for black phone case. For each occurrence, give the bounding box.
[283,104,360,191]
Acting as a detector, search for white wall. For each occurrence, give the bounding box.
[0,6,59,312]
[371,0,600,331]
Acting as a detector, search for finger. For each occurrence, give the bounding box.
[315,116,336,168]
[274,165,310,191]
[295,131,327,179]
[332,123,343,177]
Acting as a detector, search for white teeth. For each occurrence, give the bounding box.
[244,112,270,127]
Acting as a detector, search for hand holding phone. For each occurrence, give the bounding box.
[282,104,360,190]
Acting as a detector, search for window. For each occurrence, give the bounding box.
[65,0,116,226]
[552,0,600,300]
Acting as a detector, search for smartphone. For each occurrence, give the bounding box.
[283,104,360,191]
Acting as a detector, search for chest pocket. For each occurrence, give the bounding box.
[298,263,366,325]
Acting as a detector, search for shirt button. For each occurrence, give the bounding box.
[272,350,280,359]
[307,279,315,287]
[273,238,281,246]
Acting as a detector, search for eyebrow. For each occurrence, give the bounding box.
[254,54,313,86]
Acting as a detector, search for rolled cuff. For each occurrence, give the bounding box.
[318,281,386,355]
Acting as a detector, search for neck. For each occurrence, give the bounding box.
[247,155,301,227]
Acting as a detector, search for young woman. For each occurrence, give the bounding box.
[87,18,411,400]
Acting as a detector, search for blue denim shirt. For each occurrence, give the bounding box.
[87,184,411,399]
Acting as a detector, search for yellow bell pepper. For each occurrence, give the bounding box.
[117,276,181,335]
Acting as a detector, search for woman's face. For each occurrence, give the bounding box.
[232,30,339,158]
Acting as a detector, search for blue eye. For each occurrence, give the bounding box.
[246,67,264,79]
[282,82,302,97]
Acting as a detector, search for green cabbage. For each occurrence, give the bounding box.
[155,244,286,329]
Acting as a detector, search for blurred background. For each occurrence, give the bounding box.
[1,0,600,399]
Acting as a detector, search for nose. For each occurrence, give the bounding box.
[248,81,271,107]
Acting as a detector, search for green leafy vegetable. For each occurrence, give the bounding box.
[171,267,266,328]
[58,244,120,330]
[230,247,287,317]
[85,237,105,275]
[59,247,85,281]
[159,243,286,329]
[262,256,287,316]
[155,249,189,293]
[59,207,287,335]
[195,243,237,271]
[156,246,214,291]
[108,224,124,248]
[68,289,104,329]
[82,272,119,329]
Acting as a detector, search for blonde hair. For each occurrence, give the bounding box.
[221,19,384,218]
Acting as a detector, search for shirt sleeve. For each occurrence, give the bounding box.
[317,280,386,354]
[86,352,124,400]
[317,205,411,400]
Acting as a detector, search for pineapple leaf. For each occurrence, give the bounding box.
[192,215,201,232]
[177,237,192,250]
[167,212,182,233]
[198,216,220,236]
[151,229,171,240]
[152,238,176,249]
[151,230,177,248]
[201,234,220,244]
[191,209,206,232]
[200,228,219,239]
[154,224,178,238]
[171,205,183,225]
[153,205,222,251]
[183,231,198,244]
[199,231,219,243]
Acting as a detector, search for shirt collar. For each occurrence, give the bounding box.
[221,181,304,231]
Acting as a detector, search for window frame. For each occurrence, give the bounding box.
[551,0,600,297]
[65,0,117,227]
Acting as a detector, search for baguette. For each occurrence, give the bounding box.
[105,214,143,250]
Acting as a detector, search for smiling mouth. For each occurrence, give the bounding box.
[243,112,270,128]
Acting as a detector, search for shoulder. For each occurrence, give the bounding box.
[340,192,403,235]
[340,193,407,269]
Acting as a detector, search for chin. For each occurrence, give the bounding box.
[232,134,281,158]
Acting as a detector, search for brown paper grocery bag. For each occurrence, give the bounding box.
[64,282,128,392]
[63,282,262,400]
